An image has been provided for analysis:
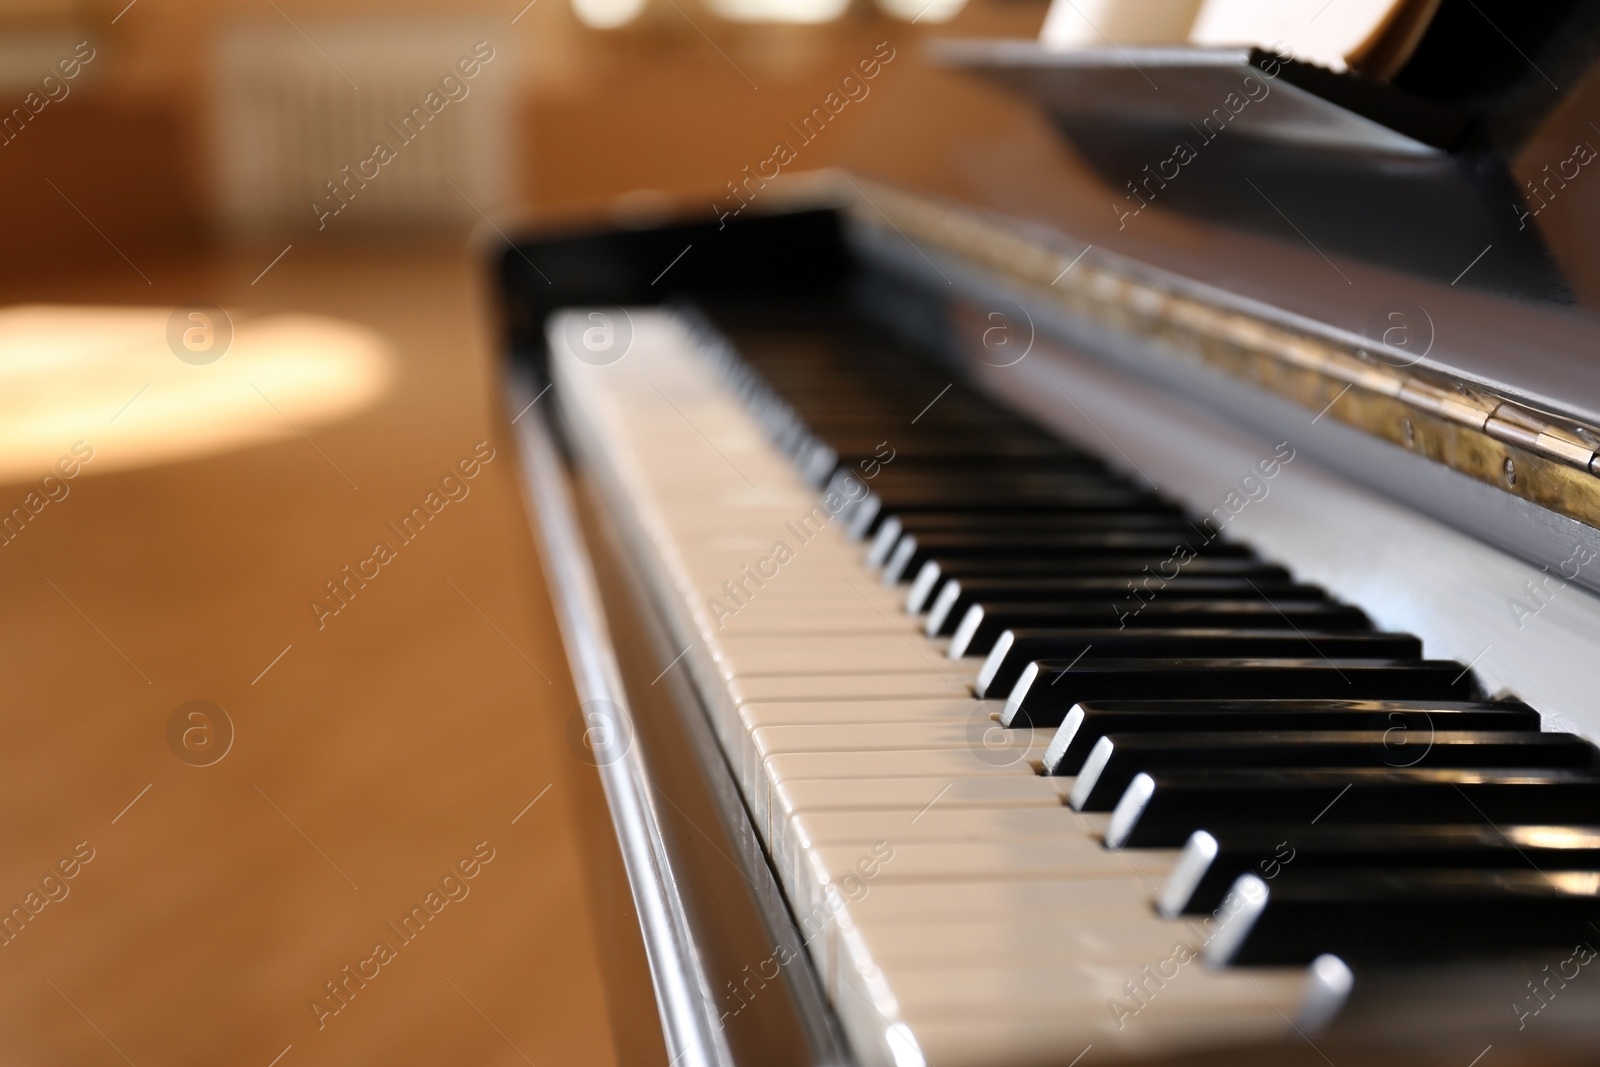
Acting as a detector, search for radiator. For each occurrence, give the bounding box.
[210,19,515,235]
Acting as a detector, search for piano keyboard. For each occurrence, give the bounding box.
[549,305,1600,1066]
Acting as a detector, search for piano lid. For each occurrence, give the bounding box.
[765,1,1600,437]
[934,0,1600,306]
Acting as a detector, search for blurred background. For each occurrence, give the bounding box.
[0,0,1057,279]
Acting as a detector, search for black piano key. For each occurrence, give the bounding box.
[842,480,1148,526]
[974,628,1419,693]
[1000,659,1477,728]
[844,493,1178,540]
[1042,699,1541,775]
[867,511,1203,569]
[883,531,1254,584]
[829,457,1115,488]
[849,453,1113,475]
[802,406,1038,435]
[1206,869,1600,966]
[1161,824,1600,916]
[926,578,1332,636]
[1070,731,1597,811]
[826,444,1072,463]
[1106,769,1600,848]
[844,468,1133,493]
[947,600,1373,652]
[828,438,1087,462]
[787,385,1005,410]
[909,558,1287,614]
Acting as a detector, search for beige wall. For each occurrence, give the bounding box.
[0,0,1049,279]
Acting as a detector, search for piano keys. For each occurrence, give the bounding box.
[521,291,1600,1066]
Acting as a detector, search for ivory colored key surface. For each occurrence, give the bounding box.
[792,806,1093,847]
[697,665,972,742]
[809,839,1173,896]
[747,722,1051,799]
[841,955,1318,1067]
[736,698,988,731]
[739,697,990,727]
[676,547,866,575]
[771,774,1073,814]
[757,748,1040,830]
[707,609,906,640]
[861,917,1206,968]
[873,959,1312,1018]
[681,562,890,593]
[783,805,1089,888]
[693,587,904,613]
[753,721,1049,754]
[890,1000,1303,1067]
[768,775,1078,869]
[712,613,891,637]
[808,873,1163,985]
[706,598,926,638]
[727,672,973,707]
[764,747,1043,781]
[832,925,1308,1063]
[838,876,1160,925]
[738,701,995,799]
[711,634,960,679]
[801,837,1161,900]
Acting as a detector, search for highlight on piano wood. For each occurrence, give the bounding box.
[6,0,1600,1065]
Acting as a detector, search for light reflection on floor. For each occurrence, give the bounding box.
[0,305,395,484]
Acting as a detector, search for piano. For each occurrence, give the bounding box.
[490,8,1600,1063]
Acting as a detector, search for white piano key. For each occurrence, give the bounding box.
[735,699,989,773]
[765,747,1043,783]
[700,592,910,631]
[748,722,1051,799]
[772,774,1072,818]
[760,749,1041,830]
[806,870,1157,979]
[758,748,1036,831]
[794,841,1173,922]
[865,515,904,569]
[789,839,1170,937]
[677,553,887,583]
[768,776,1080,878]
[753,720,1046,755]
[712,636,958,680]
[818,838,1171,884]
[838,876,1159,925]
[791,806,1094,848]
[739,698,986,727]
[783,805,1071,891]
[708,674,976,752]
[821,905,1308,1060]
[713,614,893,637]
[727,672,973,707]
[858,916,1198,967]
[786,806,1098,878]
[874,958,1309,1016]
[894,1004,1297,1067]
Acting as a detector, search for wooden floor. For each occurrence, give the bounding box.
[0,239,631,1066]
